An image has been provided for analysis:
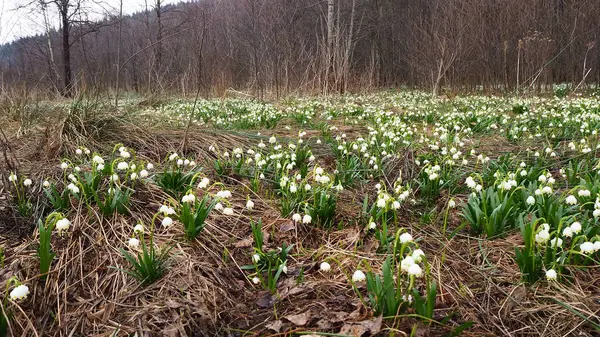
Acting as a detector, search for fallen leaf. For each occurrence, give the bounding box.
[284,311,311,326]
[265,320,283,332]
[339,315,382,336]
[280,220,296,232]
[234,237,253,248]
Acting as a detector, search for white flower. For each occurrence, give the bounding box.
[177,159,184,166]
[61,162,69,169]
[8,173,17,182]
[465,176,477,189]
[223,207,234,215]
[146,163,154,170]
[401,256,415,272]
[550,237,563,248]
[565,195,577,205]
[23,178,32,187]
[399,232,413,244]
[216,190,232,199]
[407,264,423,277]
[97,163,105,171]
[56,218,71,232]
[162,217,173,228]
[252,277,261,284]
[134,224,144,234]
[578,189,591,197]
[128,238,140,249]
[120,151,131,158]
[412,249,425,263]
[92,156,104,164]
[289,183,297,193]
[580,242,595,254]
[198,177,210,189]
[292,213,302,222]
[252,254,260,263]
[246,199,254,210]
[376,198,386,208]
[352,270,366,282]
[570,222,582,234]
[269,136,277,144]
[214,202,223,211]
[594,241,600,252]
[448,199,456,208]
[526,196,536,205]
[562,227,573,238]
[139,170,149,178]
[302,214,312,224]
[282,265,288,274]
[169,153,179,161]
[76,148,83,155]
[545,269,557,280]
[368,222,376,230]
[43,180,50,188]
[304,184,312,191]
[67,183,79,194]
[9,285,30,301]
[117,162,129,171]
[594,209,600,218]
[182,194,196,204]
[320,262,331,272]
[315,167,324,175]
[130,172,138,180]
[542,186,552,194]
[535,230,550,244]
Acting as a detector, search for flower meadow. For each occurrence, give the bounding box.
[1,91,599,336]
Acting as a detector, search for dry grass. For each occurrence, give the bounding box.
[0,109,599,337]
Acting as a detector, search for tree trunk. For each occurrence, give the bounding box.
[60,1,73,96]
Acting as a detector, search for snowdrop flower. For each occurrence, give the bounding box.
[594,209,600,218]
[570,222,582,234]
[177,159,184,166]
[216,190,232,199]
[68,174,77,182]
[526,196,536,205]
[223,207,234,215]
[289,183,297,193]
[292,213,302,222]
[23,179,32,187]
[465,177,477,189]
[139,169,149,178]
[134,224,144,234]
[412,249,425,263]
[147,163,154,170]
[352,270,366,282]
[92,156,104,165]
[76,148,83,155]
[269,136,277,144]
[542,186,552,194]
[61,162,69,170]
[214,202,223,211]
[198,177,210,189]
[550,237,563,248]
[304,184,312,191]
[578,189,591,197]
[252,277,261,284]
[8,173,17,182]
[546,269,557,280]
[169,153,179,161]
[282,265,288,274]
[9,285,30,301]
[399,232,413,244]
[120,151,131,158]
[246,199,254,210]
[376,198,386,208]
[594,241,600,251]
[408,264,423,278]
[162,217,173,228]
[401,256,415,272]
[128,238,140,249]
[130,172,138,180]
[182,194,196,204]
[43,180,50,188]
[565,195,577,205]
[320,262,331,272]
[56,218,71,233]
[252,254,260,263]
[67,183,79,194]
[315,167,324,175]
[448,199,456,208]
[117,162,129,171]
[538,175,547,183]
[302,214,312,224]
[368,222,376,230]
[580,242,595,254]
[97,163,105,171]
[535,230,550,244]
[562,227,573,238]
